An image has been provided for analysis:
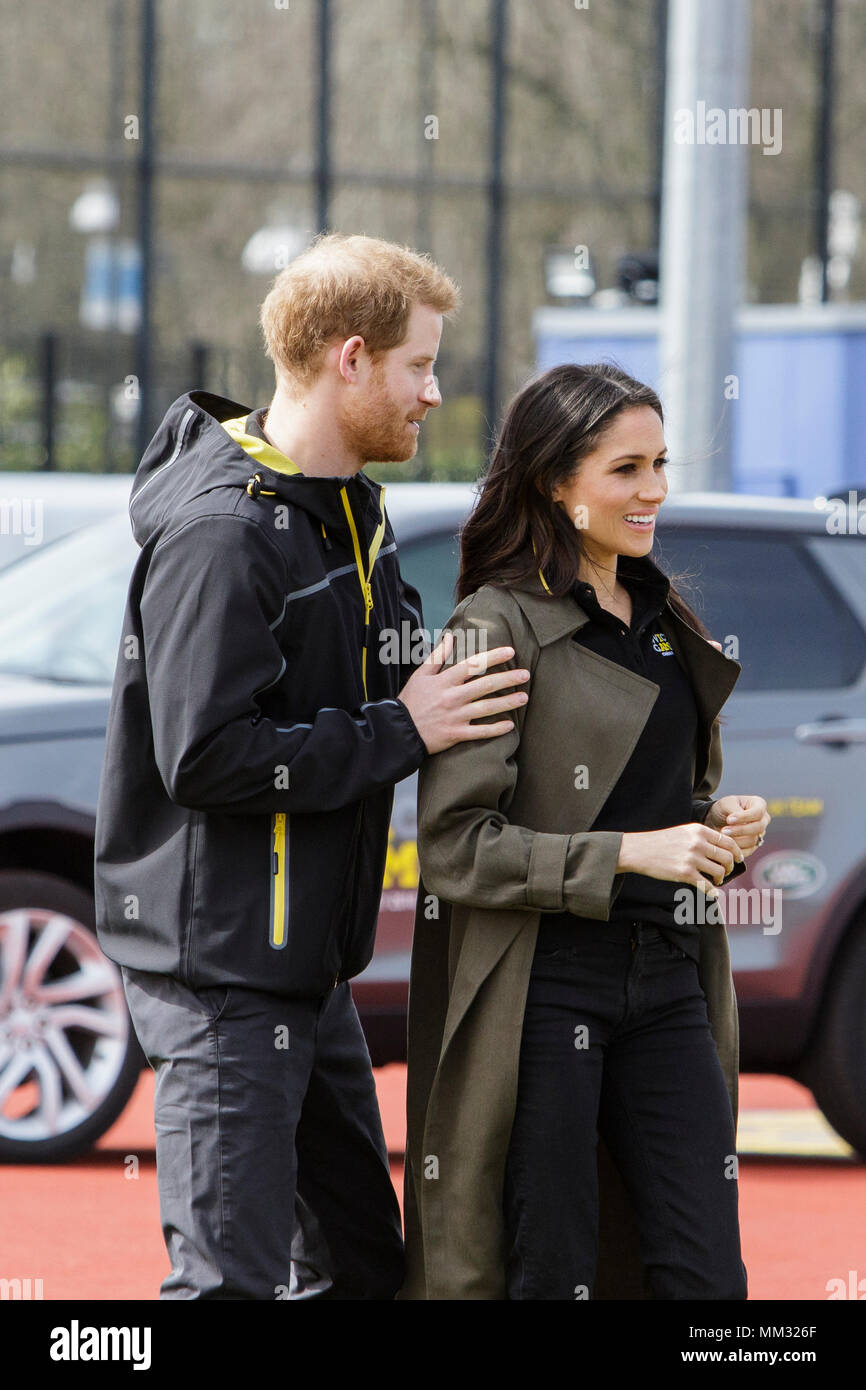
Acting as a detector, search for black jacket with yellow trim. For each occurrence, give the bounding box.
[94,390,428,995]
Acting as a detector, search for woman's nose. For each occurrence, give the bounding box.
[641,478,667,501]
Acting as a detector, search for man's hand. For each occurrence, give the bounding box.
[398,630,530,755]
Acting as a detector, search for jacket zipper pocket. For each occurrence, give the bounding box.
[270,812,289,950]
[336,801,365,976]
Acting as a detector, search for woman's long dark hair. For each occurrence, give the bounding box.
[457,362,712,641]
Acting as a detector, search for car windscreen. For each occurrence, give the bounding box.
[0,514,136,684]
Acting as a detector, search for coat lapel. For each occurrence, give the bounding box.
[511,563,742,786]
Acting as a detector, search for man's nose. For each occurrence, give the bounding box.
[421,374,441,407]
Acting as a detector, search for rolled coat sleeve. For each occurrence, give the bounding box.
[416,591,626,921]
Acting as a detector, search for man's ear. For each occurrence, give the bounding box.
[338,335,366,382]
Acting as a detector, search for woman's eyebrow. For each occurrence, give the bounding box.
[609,451,668,463]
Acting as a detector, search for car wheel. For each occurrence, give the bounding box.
[0,870,143,1163]
[802,914,866,1160]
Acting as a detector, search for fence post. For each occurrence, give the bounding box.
[814,0,836,303]
[41,330,57,472]
[190,341,208,393]
[135,0,157,461]
[483,0,508,459]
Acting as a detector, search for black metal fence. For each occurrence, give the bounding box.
[0,0,855,477]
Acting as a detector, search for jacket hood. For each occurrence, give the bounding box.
[127,390,384,548]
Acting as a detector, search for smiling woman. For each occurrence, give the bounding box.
[402,360,767,1302]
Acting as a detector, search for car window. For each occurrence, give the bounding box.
[396,531,462,639]
[805,534,866,631]
[654,528,866,691]
[0,515,135,683]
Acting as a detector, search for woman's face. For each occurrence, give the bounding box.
[550,405,668,573]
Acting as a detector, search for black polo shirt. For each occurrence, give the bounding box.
[536,552,705,961]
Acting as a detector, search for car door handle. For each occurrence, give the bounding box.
[795,718,866,746]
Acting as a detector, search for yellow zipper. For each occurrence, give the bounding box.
[339,485,387,700]
[530,536,553,595]
[270,811,288,950]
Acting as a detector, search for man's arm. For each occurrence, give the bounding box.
[394,563,428,693]
[140,513,428,816]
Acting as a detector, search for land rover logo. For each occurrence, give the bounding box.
[753,850,826,899]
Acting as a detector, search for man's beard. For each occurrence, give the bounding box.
[339,368,419,464]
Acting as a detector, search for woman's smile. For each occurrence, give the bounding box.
[622,512,657,532]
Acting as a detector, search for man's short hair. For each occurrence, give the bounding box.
[259,231,461,386]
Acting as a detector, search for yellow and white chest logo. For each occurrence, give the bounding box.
[652,631,674,655]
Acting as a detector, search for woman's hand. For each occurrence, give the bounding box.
[616,822,745,900]
[703,795,770,858]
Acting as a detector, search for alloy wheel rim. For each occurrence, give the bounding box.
[0,908,129,1142]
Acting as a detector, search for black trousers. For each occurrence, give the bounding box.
[120,969,404,1300]
[503,919,748,1300]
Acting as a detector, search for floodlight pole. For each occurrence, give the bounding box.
[135,0,156,462]
[483,0,508,457]
[658,0,752,492]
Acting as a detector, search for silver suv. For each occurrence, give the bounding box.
[0,487,864,1160]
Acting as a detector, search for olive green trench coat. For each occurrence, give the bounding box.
[399,567,747,1300]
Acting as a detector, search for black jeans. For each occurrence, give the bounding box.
[503,919,748,1300]
[121,970,403,1300]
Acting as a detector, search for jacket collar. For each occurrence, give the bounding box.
[509,571,593,646]
[510,550,670,646]
[509,552,742,729]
